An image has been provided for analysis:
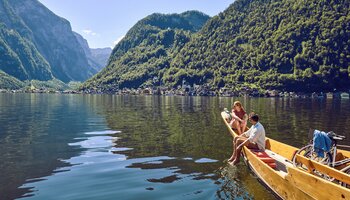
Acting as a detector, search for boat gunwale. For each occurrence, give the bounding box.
[242,155,284,200]
[221,111,350,199]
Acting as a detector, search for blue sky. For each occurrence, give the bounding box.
[38,0,233,48]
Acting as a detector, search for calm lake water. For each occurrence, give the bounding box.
[1,94,350,200]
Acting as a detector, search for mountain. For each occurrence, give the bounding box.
[74,32,105,72]
[164,0,350,92]
[74,32,111,71]
[0,70,24,89]
[81,11,210,91]
[83,0,350,93]
[109,10,210,63]
[0,0,98,88]
[90,48,112,70]
[0,1,53,82]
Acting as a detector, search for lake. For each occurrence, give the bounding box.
[1,94,349,200]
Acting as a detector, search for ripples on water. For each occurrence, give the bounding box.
[2,94,349,199]
[19,130,236,200]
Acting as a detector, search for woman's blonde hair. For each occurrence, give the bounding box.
[232,101,245,112]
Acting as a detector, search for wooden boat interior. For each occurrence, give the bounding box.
[222,112,350,184]
[222,111,350,198]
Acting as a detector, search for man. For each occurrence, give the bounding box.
[228,113,265,165]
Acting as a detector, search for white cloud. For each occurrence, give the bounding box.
[82,29,98,36]
[82,29,92,34]
[113,35,125,47]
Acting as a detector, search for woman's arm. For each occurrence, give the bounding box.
[241,114,248,123]
[231,111,241,121]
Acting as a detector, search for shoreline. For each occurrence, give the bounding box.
[1,89,350,99]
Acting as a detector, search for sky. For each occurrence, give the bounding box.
[38,0,233,49]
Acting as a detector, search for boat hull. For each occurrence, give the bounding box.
[221,112,350,200]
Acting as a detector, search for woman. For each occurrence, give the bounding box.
[229,101,248,135]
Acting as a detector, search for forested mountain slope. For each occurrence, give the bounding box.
[165,0,350,92]
[81,11,210,91]
[83,0,350,93]
[0,0,98,89]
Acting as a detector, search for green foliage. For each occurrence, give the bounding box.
[0,70,24,89]
[0,23,53,81]
[0,0,98,86]
[83,0,350,92]
[27,79,69,90]
[81,11,210,91]
[0,71,73,91]
[67,81,82,90]
[165,0,350,92]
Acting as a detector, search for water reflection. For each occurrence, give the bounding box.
[19,130,126,198]
[0,94,106,199]
[1,94,349,199]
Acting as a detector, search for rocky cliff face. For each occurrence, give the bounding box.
[90,48,112,70]
[0,0,97,83]
[74,32,111,71]
[74,32,101,72]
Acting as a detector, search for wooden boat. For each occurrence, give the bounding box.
[221,112,350,200]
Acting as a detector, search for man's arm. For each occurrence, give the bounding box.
[243,126,253,137]
[237,138,250,150]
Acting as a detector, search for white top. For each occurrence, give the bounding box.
[244,122,266,150]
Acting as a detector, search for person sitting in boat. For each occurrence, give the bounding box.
[229,101,248,135]
[228,112,266,165]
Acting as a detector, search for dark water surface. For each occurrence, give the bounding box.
[1,94,349,200]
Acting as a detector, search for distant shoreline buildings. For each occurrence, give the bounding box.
[2,85,350,100]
